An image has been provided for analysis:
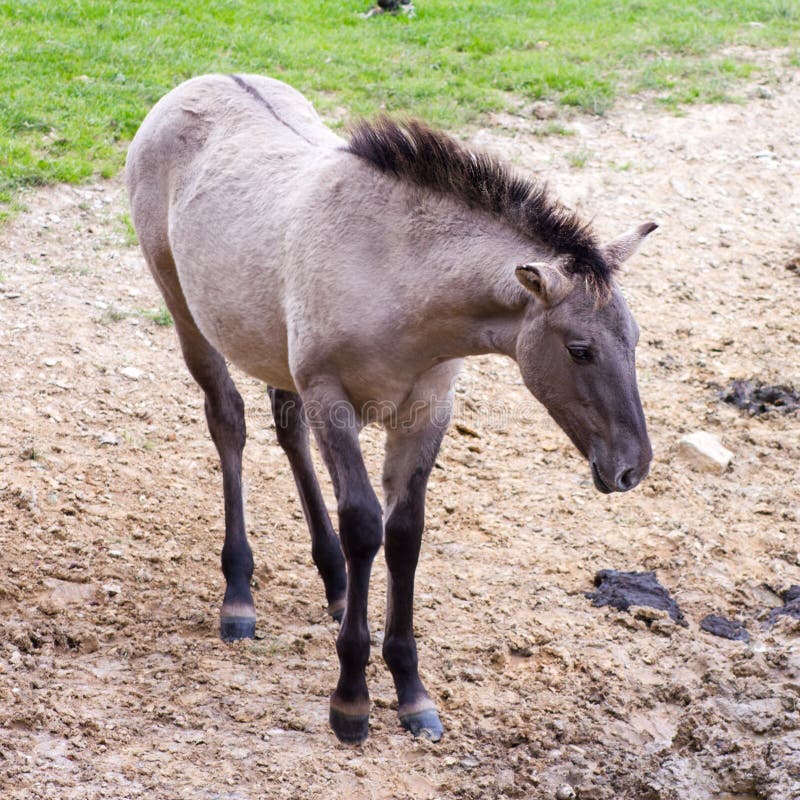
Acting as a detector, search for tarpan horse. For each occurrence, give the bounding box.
[126,74,654,744]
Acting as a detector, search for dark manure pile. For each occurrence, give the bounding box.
[720,379,800,415]
[586,570,688,626]
[767,585,800,626]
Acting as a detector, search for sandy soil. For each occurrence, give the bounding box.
[1,61,799,800]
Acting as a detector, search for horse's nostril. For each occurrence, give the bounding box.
[615,468,637,491]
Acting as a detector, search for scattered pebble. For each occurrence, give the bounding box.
[461,664,486,683]
[678,431,733,473]
[669,176,695,200]
[99,432,119,446]
[120,366,145,381]
[455,422,480,438]
[556,784,576,800]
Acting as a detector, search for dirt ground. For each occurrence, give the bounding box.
[1,58,799,800]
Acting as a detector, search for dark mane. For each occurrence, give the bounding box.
[346,117,613,290]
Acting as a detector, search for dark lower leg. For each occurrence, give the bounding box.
[381,416,449,741]
[383,496,442,740]
[329,500,383,743]
[144,267,255,641]
[268,388,346,618]
[204,379,254,640]
[297,388,385,743]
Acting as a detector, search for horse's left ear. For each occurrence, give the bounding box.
[603,222,658,265]
[515,261,571,306]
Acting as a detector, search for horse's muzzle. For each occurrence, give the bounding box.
[591,460,649,493]
[591,461,614,494]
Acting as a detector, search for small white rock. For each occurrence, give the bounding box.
[678,431,733,473]
[102,583,122,596]
[43,357,59,367]
[99,432,119,446]
[120,366,144,381]
[556,785,576,800]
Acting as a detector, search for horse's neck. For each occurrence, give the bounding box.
[408,213,535,361]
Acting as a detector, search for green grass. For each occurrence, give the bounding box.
[99,303,174,327]
[566,149,592,169]
[139,304,174,328]
[116,211,138,246]
[1,1,798,219]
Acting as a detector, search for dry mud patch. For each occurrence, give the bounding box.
[1,70,799,799]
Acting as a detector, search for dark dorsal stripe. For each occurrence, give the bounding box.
[346,117,613,289]
[229,74,315,145]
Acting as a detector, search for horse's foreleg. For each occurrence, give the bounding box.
[268,387,346,620]
[300,387,383,744]
[381,417,449,742]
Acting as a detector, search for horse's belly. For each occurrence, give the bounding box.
[225,344,297,390]
[203,317,296,389]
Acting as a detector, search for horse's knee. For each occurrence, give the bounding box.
[338,500,383,560]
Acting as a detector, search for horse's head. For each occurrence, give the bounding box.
[514,223,656,493]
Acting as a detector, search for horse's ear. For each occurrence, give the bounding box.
[603,221,658,265]
[515,262,570,306]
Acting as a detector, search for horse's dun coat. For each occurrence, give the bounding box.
[126,74,656,743]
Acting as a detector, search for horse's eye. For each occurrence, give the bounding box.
[567,345,592,363]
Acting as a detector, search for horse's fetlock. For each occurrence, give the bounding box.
[336,623,371,668]
[383,634,417,674]
[221,543,254,582]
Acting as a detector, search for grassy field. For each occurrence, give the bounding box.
[1,0,798,219]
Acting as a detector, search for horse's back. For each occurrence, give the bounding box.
[126,74,344,389]
[224,74,343,148]
[126,73,340,214]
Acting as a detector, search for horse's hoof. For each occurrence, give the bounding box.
[399,708,443,742]
[328,599,345,623]
[329,707,369,744]
[220,616,256,641]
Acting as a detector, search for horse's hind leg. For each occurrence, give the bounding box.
[145,252,255,641]
[192,346,254,641]
[267,387,346,620]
